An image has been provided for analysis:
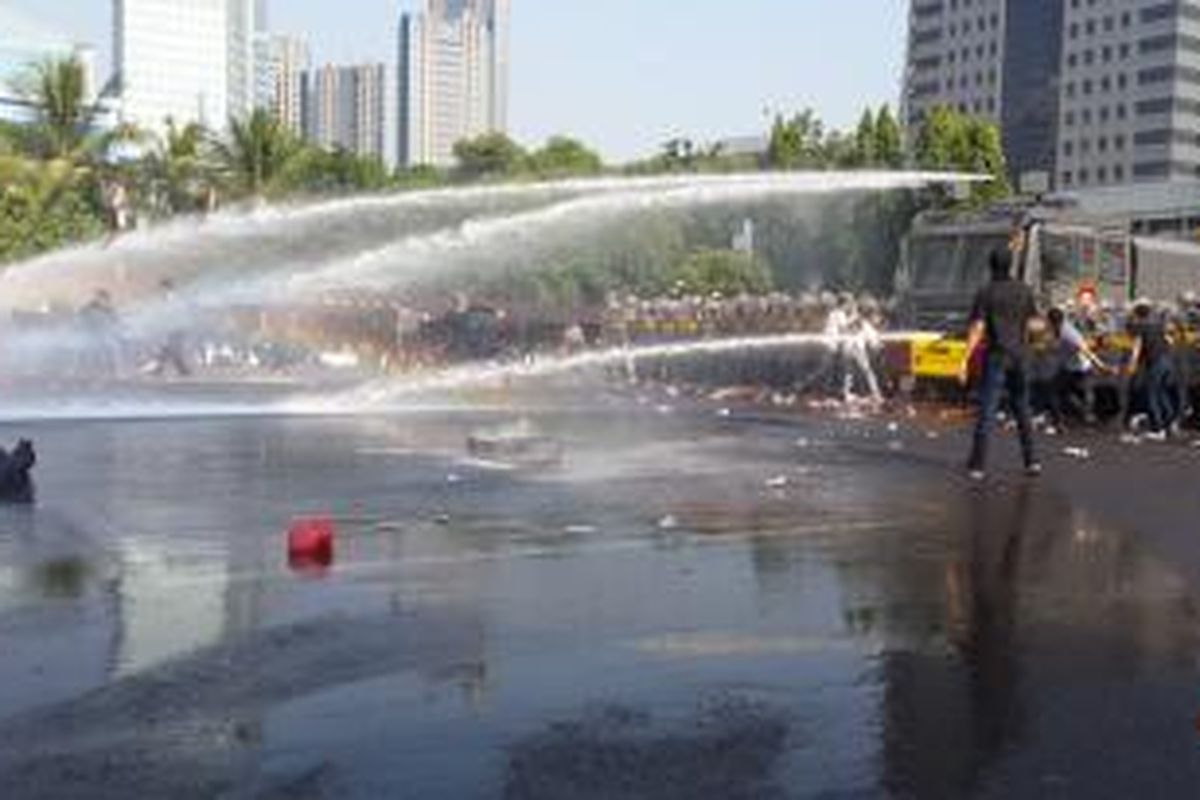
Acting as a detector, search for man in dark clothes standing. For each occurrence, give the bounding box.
[1126,299,1175,440]
[958,242,1041,480]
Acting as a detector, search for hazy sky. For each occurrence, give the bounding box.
[7,0,907,161]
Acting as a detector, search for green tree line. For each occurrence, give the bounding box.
[2,56,1012,268]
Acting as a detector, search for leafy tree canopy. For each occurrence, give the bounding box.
[452,132,528,179]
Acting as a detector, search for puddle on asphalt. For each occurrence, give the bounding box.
[0,412,1196,797]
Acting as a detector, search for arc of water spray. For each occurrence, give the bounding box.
[188,170,982,311]
[283,330,928,415]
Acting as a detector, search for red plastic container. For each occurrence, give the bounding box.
[287,516,335,571]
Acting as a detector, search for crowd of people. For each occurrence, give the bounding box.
[10,249,1200,464]
[602,290,892,344]
[1026,288,1200,438]
[963,232,1200,481]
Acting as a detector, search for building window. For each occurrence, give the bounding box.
[1070,22,1079,38]
[1115,134,1125,149]
[1103,16,1114,32]
[1065,110,1076,126]
[1083,79,1093,95]
[1080,138,1091,154]
[1084,49,1094,66]
[1066,82,1076,97]
[1085,19,1095,35]
[1100,106,1110,122]
[1116,104,1127,120]
[1098,136,1108,152]
[1064,141,1074,156]
[1098,166,1108,182]
[1079,168,1089,184]
[1117,73,1127,90]
[1101,75,1111,92]
[1062,170,1073,186]
[1121,11,1131,27]
[1119,43,1130,59]
[1082,108,1093,123]
[1102,45,1112,63]
[1114,164,1124,180]
[1068,53,1078,68]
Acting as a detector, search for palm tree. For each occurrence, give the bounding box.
[24,57,92,160]
[211,110,299,197]
[140,118,210,214]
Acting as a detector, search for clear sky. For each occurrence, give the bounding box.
[7,0,907,161]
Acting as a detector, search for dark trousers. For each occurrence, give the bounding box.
[968,352,1037,472]
[1141,357,1174,433]
[1049,369,1096,425]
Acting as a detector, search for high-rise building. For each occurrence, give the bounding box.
[904,0,1200,190]
[259,35,310,135]
[1,6,98,125]
[397,0,511,167]
[302,64,387,160]
[114,0,264,134]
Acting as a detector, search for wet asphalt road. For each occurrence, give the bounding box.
[0,397,1198,798]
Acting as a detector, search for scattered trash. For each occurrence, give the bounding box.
[1063,446,1091,460]
[765,475,790,489]
[1119,433,1141,445]
[657,515,679,530]
[433,513,452,525]
[665,385,681,399]
[795,437,811,449]
[905,406,918,419]
[887,441,904,452]
[564,524,598,535]
[886,422,899,433]
[287,516,334,571]
[446,473,463,484]
[656,404,674,415]
[717,408,732,418]
[925,431,940,440]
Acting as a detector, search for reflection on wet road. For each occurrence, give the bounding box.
[0,405,1196,798]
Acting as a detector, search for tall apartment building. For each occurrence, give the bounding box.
[905,0,1200,190]
[397,0,511,167]
[259,35,311,135]
[114,0,264,134]
[302,64,387,160]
